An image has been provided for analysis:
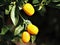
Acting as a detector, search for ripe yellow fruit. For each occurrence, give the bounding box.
[22,31,30,43]
[27,24,39,35]
[23,3,35,16]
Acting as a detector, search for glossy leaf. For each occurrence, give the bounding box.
[14,25,24,35]
[9,5,13,12]
[24,20,32,24]
[38,4,44,10]
[10,5,19,26]
[5,5,13,15]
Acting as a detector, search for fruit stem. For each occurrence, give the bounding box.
[20,14,26,22]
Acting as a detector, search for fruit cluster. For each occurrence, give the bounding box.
[22,23,39,43]
[21,3,39,43]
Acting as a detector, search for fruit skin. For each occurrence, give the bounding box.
[23,3,35,16]
[22,31,30,43]
[27,24,39,35]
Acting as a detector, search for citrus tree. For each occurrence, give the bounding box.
[0,0,60,45]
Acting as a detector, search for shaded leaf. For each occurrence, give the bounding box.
[32,0,39,4]
[0,26,10,35]
[11,37,20,43]
[18,33,22,37]
[45,0,51,5]
[14,25,24,36]
[52,0,60,2]
[0,0,5,4]
[48,3,60,9]
[0,15,3,18]
[38,6,46,16]
[10,5,19,26]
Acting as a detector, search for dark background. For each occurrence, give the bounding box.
[28,6,60,45]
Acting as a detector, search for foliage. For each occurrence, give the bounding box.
[0,0,60,45]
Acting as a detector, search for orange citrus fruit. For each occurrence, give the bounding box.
[27,24,39,35]
[23,3,35,16]
[22,31,30,43]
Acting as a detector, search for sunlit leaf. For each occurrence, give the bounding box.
[10,5,19,26]
[9,5,13,12]
[24,20,32,24]
[5,5,13,15]
[24,0,28,3]
[5,9,9,15]
[14,25,24,35]
[38,4,44,10]
[31,35,36,43]
[19,7,22,10]
[56,4,60,6]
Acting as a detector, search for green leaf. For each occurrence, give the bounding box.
[24,20,32,24]
[5,9,9,15]
[14,25,24,36]
[31,35,36,43]
[0,15,3,18]
[47,3,60,9]
[9,5,13,12]
[38,4,44,10]
[38,6,46,16]
[5,5,13,15]
[10,5,19,26]
[0,26,9,35]
[0,0,5,4]
[52,0,60,2]
[0,4,4,7]
[24,0,28,3]
[19,7,22,10]
[11,37,20,43]
[45,0,51,5]
[32,0,39,4]
[56,4,60,6]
